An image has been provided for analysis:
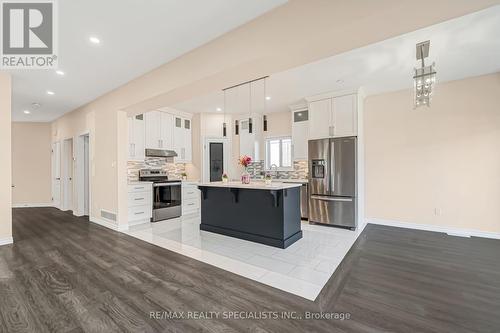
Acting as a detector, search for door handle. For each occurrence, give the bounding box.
[311,195,352,202]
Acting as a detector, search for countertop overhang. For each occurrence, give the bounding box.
[197,181,302,190]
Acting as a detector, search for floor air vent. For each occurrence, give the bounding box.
[101,210,117,222]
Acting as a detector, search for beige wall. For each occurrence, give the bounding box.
[49,1,499,227]
[12,123,52,205]
[264,111,291,138]
[0,72,12,241]
[365,73,500,233]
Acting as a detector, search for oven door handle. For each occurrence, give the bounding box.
[153,182,182,187]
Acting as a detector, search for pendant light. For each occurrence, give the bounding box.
[263,77,268,131]
[235,120,239,135]
[222,88,227,137]
[248,81,253,134]
[413,40,436,108]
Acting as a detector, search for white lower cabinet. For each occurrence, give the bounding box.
[182,183,200,216]
[127,183,152,225]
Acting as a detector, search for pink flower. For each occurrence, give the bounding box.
[239,155,252,167]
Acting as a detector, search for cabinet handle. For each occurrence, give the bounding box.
[134,212,145,215]
[188,203,195,206]
[134,198,144,201]
[134,187,144,190]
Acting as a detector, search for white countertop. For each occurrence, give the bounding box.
[279,179,308,184]
[198,181,302,190]
[128,181,153,185]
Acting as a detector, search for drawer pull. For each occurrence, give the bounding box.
[134,198,144,201]
[188,203,195,206]
[134,212,145,215]
[134,187,144,190]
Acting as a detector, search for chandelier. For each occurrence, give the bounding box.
[414,40,436,108]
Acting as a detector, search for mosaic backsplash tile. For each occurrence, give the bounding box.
[127,158,186,182]
[246,160,308,180]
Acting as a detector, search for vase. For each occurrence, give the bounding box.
[241,168,251,184]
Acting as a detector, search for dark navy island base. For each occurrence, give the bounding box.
[198,184,303,249]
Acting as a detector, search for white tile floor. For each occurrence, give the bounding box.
[125,215,361,301]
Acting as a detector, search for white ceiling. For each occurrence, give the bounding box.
[9,0,287,122]
[174,5,500,114]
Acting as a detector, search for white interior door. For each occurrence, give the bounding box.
[52,142,61,208]
[83,135,90,216]
[62,139,73,211]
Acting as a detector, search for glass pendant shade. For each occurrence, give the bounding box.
[414,62,436,108]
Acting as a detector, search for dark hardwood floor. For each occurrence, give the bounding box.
[0,208,499,332]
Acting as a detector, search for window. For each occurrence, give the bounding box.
[265,137,292,170]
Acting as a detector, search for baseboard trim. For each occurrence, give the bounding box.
[89,217,129,232]
[0,237,14,246]
[12,203,53,208]
[367,218,500,240]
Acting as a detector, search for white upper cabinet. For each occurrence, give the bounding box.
[144,111,162,149]
[173,115,192,163]
[291,109,309,160]
[128,114,145,160]
[308,99,332,140]
[308,93,357,140]
[145,111,174,150]
[332,94,357,137]
[160,112,174,150]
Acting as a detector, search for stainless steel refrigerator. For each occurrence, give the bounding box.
[308,137,357,229]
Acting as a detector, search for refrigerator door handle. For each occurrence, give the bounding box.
[311,195,353,202]
[330,140,335,194]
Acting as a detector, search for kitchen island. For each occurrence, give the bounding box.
[197,182,303,248]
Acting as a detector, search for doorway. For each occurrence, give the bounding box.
[75,133,90,216]
[61,138,74,211]
[202,138,230,183]
[209,142,224,181]
[51,141,61,208]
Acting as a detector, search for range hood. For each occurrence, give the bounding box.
[145,149,178,158]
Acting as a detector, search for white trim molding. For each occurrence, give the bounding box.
[12,203,54,208]
[0,237,14,246]
[89,217,129,232]
[367,218,500,240]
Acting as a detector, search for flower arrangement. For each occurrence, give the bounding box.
[264,172,272,185]
[238,155,252,168]
[222,172,229,183]
[239,155,252,184]
[181,172,187,180]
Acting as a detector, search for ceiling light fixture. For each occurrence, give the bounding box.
[23,110,31,114]
[47,91,55,95]
[89,36,101,44]
[336,79,344,85]
[414,40,436,108]
[216,107,222,112]
[56,70,65,76]
[265,96,271,101]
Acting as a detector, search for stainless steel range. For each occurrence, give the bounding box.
[139,169,181,222]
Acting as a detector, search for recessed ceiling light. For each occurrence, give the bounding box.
[216,107,222,112]
[56,70,65,76]
[265,96,271,100]
[336,79,344,85]
[89,36,101,44]
[23,110,31,114]
[47,91,55,95]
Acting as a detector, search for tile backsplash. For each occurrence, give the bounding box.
[127,158,186,182]
[246,160,308,180]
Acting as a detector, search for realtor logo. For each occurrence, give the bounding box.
[1,0,58,69]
